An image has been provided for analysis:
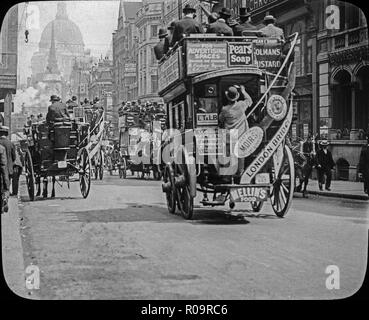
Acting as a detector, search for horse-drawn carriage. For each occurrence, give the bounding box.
[117,108,166,180]
[158,32,299,219]
[20,106,105,200]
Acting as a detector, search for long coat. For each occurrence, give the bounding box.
[0,137,15,176]
[154,40,166,60]
[0,144,9,192]
[46,101,70,123]
[170,16,203,47]
[206,19,233,36]
[259,23,284,40]
[316,149,335,171]
[359,145,369,178]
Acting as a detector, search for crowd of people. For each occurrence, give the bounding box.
[154,4,285,61]
[118,99,165,121]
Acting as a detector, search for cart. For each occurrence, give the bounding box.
[159,32,298,219]
[20,107,106,200]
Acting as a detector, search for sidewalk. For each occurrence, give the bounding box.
[305,179,369,201]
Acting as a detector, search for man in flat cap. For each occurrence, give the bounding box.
[170,4,204,47]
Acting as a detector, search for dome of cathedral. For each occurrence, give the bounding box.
[39,2,84,52]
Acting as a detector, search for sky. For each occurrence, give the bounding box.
[15,0,142,86]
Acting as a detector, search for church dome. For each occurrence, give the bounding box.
[39,2,84,52]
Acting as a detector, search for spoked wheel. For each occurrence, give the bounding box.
[251,201,264,212]
[153,165,162,181]
[78,148,91,198]
[98,150,104,180]
[120,157,127,179]
[24,149,35,201]
[270,145,295,218]
[163,164,176,214]
[174,163,194,220]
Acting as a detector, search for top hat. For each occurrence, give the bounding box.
[319,140,329,146]
[225,86,240,102]
[264,14,276,23]
[239,7,251,18]
[50,95,59,102]
[220,7,232,17]
[158,28,168,38]
[183,4,196,13]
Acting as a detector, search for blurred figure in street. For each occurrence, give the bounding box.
[316,140,335,191]
[0,144,9,213]
[358,133,369,195]
[11,145,23,197]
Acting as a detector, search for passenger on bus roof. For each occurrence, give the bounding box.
[206,8,233,36]
[154,28,168,61]
[259,14,285,41]
[233,7,257,36]
[170,4,204,47]
[46,95,70,123]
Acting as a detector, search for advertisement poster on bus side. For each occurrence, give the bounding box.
[253,42,282,74]
[186,42,227,75]
[227,42,254,67]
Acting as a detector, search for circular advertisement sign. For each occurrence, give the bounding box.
[266,95,287,121]
[234,126,264,159]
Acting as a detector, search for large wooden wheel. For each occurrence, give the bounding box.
[270,144,295,217]
[163,164,176,214]
[174,163,194,220]
[24,149,35,201]
[78,148,91,198]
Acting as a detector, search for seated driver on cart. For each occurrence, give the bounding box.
[46,95,70,123]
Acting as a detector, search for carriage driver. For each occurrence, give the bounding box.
[46,95,70,123]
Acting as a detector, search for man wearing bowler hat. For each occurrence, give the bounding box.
[46,95,70,123]
[206,8,233,36]
[316,140,335,191]
[154,28,168,60]
[259,14,284,40]
[234,7,257,36]
[170,4,203,47]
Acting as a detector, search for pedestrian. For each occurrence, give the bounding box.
[206,8,233,36]
[154,28,168,61]
[11,145,23,197]
[233,7,257,36]
[46,95,70,123]
[259,14,285,41]
[358,133,369,195]
[0,126,15,206]
[300,135,316,198]
[170,4,204,47]
[0,144,10,213]
[316,140,335,191]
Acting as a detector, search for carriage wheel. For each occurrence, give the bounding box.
[98,150,104,180]
[153,165,162,181]
[163,164,176,214]
[120,158,127,179]
[78,148,91,198]
[251,201,264,212]
[270,145,295,218]
[174,164,194,220]
[24,149,35,201]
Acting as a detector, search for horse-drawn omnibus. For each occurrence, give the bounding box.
[159,32,298,220]
[118,106,166,180]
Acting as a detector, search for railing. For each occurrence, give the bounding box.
[333,26,368,50]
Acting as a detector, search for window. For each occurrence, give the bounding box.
[294,38,303,76]
[151,25,158,38]
[151,75,158,93]
[151,47,156,65]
